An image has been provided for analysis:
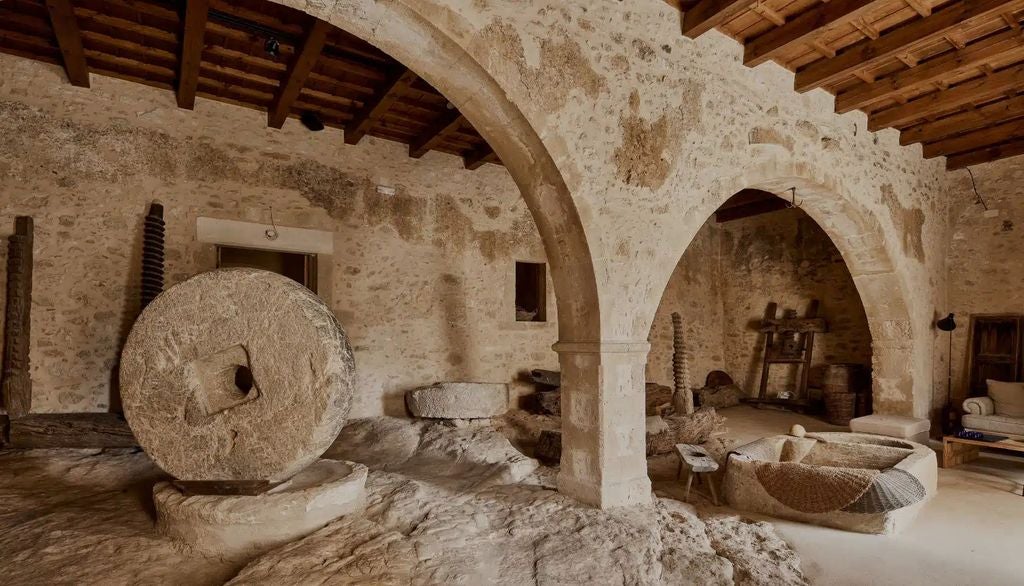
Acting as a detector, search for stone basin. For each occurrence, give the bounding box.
[722,432,937,534]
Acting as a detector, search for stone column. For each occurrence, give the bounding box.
[554,340,651,508]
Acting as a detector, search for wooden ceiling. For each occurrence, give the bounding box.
[0,0,501,169]
[675,0,1024,169]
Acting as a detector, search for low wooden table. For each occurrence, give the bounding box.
[675,443,720,505]
[942,433,1024,468]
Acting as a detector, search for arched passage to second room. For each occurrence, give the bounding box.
[645,165,922,435]
[647,187,875,430]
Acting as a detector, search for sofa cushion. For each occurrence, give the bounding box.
[986,380,1024,417]
[962,413,1024,437]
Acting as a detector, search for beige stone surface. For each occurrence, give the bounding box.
[0,55,557,417]
[406,381,509,419]
[120,268,355,481]
[154,459,367,561]
[947,159,1024,412]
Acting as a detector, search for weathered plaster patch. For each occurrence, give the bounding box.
[881,184,926,262]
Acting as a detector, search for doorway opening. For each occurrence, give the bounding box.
[216,246,318,293]
[647,189,873,433]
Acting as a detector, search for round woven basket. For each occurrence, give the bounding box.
[825,392,857,425]
[824,364,859,397]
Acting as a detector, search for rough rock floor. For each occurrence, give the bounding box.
[0,417,806,585]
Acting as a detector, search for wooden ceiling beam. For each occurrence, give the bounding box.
[869,63,1024,130]
[795,0,1024,92]
[43,0,90,87]
[681,0,754,39]
[836,28,1024,114]
[463,143,494,170]
[409,109,464,158]
[900,93,1024,144]
[923,116,1024,157]
[744,0,886,67]
[176,0,209,110]
[344,67,418,145]
[715,197,790,223]
[267,18,330,129]
[946,136,1024,169]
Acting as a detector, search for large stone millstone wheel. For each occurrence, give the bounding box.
[120,268,355,482]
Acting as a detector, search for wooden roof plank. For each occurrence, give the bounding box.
[744,0,888,67]
[176,0,209,110]
[946,136,1024,168]
[409,109,464,158]
[44,0,90,87]
[869,62,1024,130]
[836,27,1024,113]
[900,93,1024,144]
[681,0,755,39]
[268,18,330,128]
[344,66,418,145]
[795,0,1024,92]
[923,115,1024,157]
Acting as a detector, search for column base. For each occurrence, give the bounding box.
[557,464,652,509]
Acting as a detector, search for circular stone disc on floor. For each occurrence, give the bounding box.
[120,268,355,482]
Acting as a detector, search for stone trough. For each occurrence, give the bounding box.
[722,432,937,535]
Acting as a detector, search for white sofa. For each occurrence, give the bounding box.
[963,396,1024,436]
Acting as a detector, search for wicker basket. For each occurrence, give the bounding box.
[825,392,857,426]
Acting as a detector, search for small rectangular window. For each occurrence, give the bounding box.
[515,261,546,322]
[216,246,318,293]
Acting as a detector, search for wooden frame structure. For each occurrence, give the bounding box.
[674,0,1024,169]
[0,0,501,169]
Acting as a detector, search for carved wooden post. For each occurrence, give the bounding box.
[140,202,165,311]
[2,216,33,417]
[671,312,694,415]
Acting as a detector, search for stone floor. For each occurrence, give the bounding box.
[1,406,1021,585]
[0,415,805,585]
[703,406,1024,586]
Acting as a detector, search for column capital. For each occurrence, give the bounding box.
[552,340,651,354]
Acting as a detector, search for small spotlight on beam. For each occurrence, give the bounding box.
[300,111,324,132]
[264,38,280,58]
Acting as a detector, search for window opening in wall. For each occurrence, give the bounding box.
[216,246,318,293]
[515,261,546,322]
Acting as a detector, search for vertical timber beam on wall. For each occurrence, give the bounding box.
[344,67,418,145]
[680,0,753,39]
[176,0,210,110]
[744,0,888,67]
[409,110,464,158]
[2,217,34,418]
[268,18,331,129]
[43,0,90,87]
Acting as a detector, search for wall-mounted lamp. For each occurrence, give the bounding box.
[937,313,958,434]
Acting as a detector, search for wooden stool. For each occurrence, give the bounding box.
[675,443,720,505]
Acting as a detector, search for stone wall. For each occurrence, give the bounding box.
[946,159,1024,408]
[648,208,872,398]
[0,56,557,416]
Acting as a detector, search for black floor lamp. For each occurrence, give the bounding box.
[937,313,957,434]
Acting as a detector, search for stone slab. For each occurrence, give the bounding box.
[120,268,356,482]
[850,414,930,443]
[154,458,366,561]
[406,382,509,419]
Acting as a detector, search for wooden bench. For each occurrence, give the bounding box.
[675,443,720,505]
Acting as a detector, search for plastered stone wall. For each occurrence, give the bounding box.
[279,0,950,418]
[647,208,872,397]
[0,56,558,416]
[946,159,1024,408]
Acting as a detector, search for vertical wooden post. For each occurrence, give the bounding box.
[2,217,34,417]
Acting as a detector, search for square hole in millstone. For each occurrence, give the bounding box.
[188,344,261,417]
